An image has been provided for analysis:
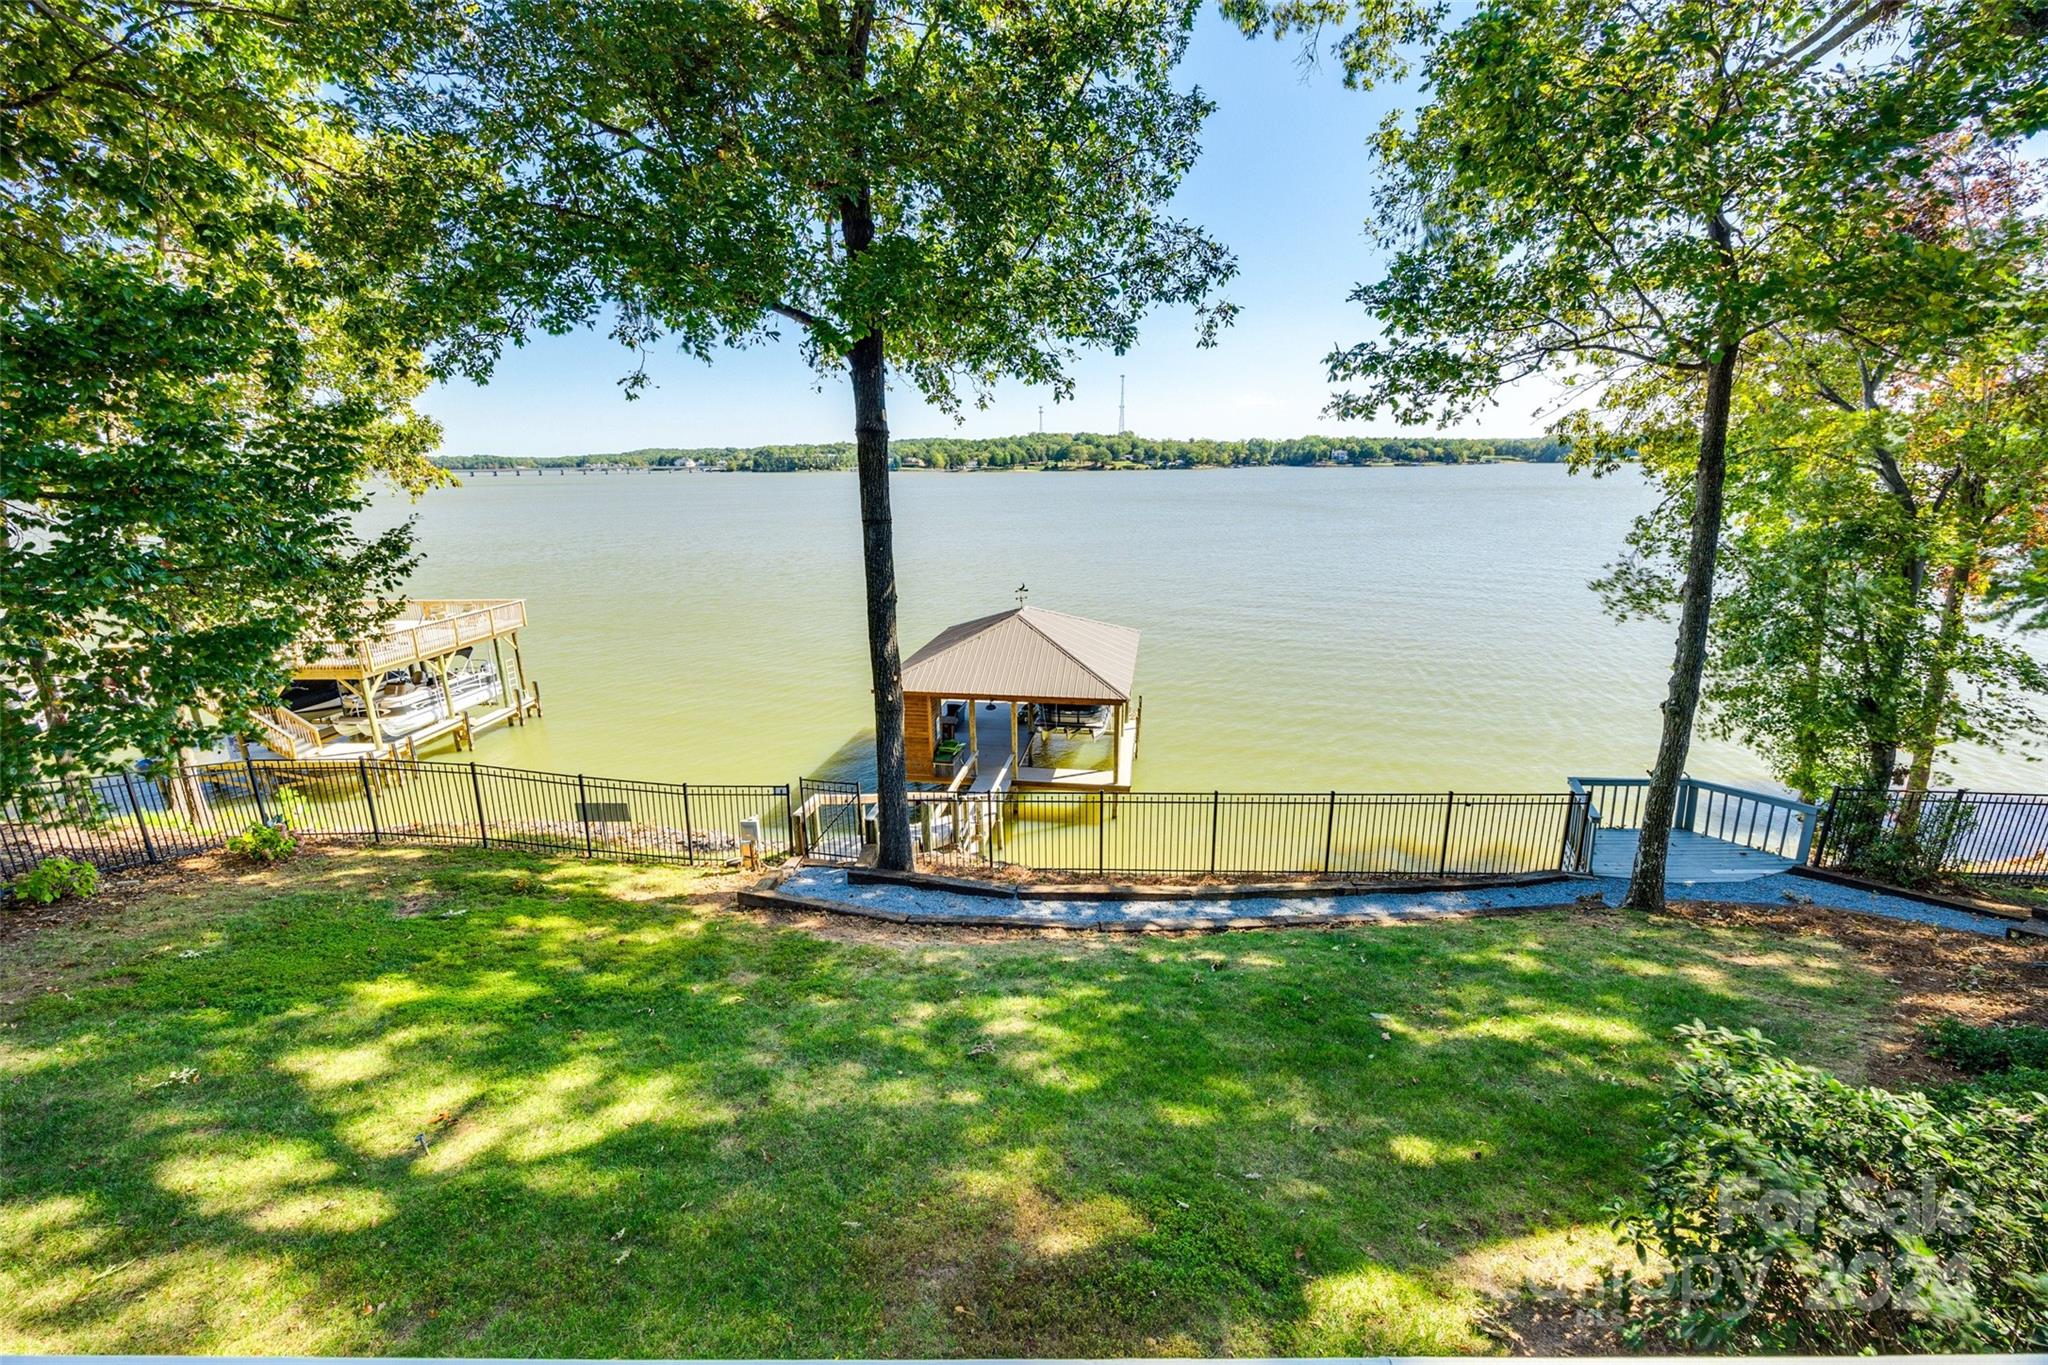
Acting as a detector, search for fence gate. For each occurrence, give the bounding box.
[795,777,865,864]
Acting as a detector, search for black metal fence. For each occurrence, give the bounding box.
[1814,787,2048,883]
[911,789,1595,877]
[16,760,2048,889]
[0,759,792,877]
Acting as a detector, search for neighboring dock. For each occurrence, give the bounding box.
[246,598,543,762]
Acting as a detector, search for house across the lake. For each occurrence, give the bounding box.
[901,605,1140,795]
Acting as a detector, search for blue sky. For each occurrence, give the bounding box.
[420,11,1557,459]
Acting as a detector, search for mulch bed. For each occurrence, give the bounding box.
[1657,896,2048,1088]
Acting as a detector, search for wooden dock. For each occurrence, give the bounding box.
[1587,828,1798,881]
[1569,775,1818,883]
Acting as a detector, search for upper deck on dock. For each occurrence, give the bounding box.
[292,599,531,681]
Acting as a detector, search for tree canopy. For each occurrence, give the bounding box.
[1,0,442,799]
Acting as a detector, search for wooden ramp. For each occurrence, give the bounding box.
[1590,828,1797,882]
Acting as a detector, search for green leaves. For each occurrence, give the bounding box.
[356,0,1237,410]
[3,1,445,799]
[1326,0,2044,423]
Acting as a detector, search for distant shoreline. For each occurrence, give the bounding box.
[435,457,1560,475]
[431,432,1564,475]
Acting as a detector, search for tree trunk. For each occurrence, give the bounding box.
[1623,342,1739,911]
[1860,435,1926,794]
[847,328,913,871]
[1904,553,1972,796]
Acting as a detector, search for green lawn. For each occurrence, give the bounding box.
[2,847,1894,1357]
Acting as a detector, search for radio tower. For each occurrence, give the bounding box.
[1118,374,1127,434]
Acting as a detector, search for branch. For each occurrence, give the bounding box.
[771,302,823,330]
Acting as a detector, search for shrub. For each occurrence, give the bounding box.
[1831,794,1974,889]
[1934,1066,2048,1107]
[1927,1018,2048,1075]
[8,855,100,907]
[225,823,296,864]
[1607,1023,2048,1352]
[270,783,310,831]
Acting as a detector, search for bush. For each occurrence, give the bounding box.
[270,783,310,831]
[1607,1023,2048,1352]
[1927,1018,2048,1075]
[1832,794,1974,889]
[8,855,100,907]
[225,823,296,863]
[1934,1066,2048,1107]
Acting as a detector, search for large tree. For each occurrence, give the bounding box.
[1588,322,2048,804]
[1580,140,2048,803]
[1,0,443,800]
[1318,0,2043,909]
[359,0,1236,870]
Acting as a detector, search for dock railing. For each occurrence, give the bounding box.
[294,599,529,676]
[1566,775,1819,863]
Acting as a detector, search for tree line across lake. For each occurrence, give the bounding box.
[435,433,1564,472]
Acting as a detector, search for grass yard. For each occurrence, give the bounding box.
[1,846,1903,1357]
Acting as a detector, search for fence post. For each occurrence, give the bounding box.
[1811,787,1841,866]
[1097,792,1106,874]
[1943,788,1971,867]
[120,770,157,865]
[470,762,489,848]
[578,774,593,857]
[1438,791,1455,875]
[359,758,380,843]
[1210,790,1220,874]
[681,782,695,866]
[790,784,808,859]
[243,747,269,826]
[1322,791,1338,874]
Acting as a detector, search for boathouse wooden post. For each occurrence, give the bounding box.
[511,632,530,706]
[432,656,460,749]
[490,637,515,722]
[1111,702,1126,787]
[361,683,387,754]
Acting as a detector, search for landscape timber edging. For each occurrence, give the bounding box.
[839,865,1584,903]
[735,885,1566,934]
[1786,864,2033,922]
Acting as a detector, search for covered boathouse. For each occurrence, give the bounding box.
[900,605,1141,794]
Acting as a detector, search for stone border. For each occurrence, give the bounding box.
[841,865,1581,903]
[737,885,1568,934]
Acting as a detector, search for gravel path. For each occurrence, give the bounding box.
[773,867,2014,936]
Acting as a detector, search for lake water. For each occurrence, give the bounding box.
[369,463,2041,794]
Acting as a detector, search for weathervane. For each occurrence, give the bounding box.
[1015,582,1030,607]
